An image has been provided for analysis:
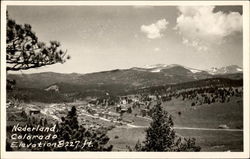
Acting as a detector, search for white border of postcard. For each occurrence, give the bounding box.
[1,1,250,159]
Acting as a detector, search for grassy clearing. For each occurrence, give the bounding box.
[107,127,243,152]
[107,127,146,151]
[175,129,243,152]
[163,97,243,129]
[107,97,243,151]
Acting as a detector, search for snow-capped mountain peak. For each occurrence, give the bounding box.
[143,64,168,69]
[183,66,203,73]
[135,64,203,73]
[207,65,243,75]
[132,64,242,75]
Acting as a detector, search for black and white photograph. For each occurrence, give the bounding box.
[1,1,249,159]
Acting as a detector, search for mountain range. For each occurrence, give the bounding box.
[8,64,243,97]
[132,64,242,74]
[206,65,243,75]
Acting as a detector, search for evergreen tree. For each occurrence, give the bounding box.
[6,12,70,91]
[134,140,142,151]
[57,106,113,151]
[66,106,79,130]
[137,102,201,152]
[6,12,70,71]
[143,102,175,151]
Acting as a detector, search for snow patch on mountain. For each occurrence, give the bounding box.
[184,67,202,73]
[237,68,243,72]
[207,65,243,75]
[150,68,162,72]
[143,64,168,69]
[133,64,242,75]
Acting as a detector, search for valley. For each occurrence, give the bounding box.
[6,64,244,152]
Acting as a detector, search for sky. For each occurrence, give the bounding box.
[7,5,243,74]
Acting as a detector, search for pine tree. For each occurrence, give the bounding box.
[134,140,142,151]
[6,13,70,72]
[66,106,79,130]
[6,12,70,91]
[57,106,113,151]
[143,102,175,151]
[138,102,201,152]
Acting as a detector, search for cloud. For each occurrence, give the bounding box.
[141,19,169,39]
[182,38,208,52]
[154,47,161,52]
[134,34,139,39]
[175,6,242,51]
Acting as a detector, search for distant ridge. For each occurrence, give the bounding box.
[206,65,243,75]
[8,64,243,91]
[131,64,242,75]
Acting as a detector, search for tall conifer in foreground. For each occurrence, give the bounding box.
[143,102,175,151]
[137,102,201,152]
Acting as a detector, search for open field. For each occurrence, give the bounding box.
[108,127,243,151]
[176,129,243,152]
[163,96,243,129]
[107,96,243,151]
[107,127,146,151]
